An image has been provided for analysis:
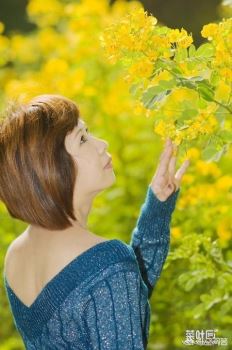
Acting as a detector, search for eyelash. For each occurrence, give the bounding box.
[80,128,89,145]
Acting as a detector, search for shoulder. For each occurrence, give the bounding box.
[3,233,26,277]
[82,240,141,291]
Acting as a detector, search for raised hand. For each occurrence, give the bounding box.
[150,138,190,202]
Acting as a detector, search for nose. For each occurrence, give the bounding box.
[95,136,109,152]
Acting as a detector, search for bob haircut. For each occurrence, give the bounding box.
[0,94,81,230]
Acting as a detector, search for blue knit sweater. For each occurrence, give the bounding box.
[3,185,180,349]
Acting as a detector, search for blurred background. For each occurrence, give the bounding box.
[0,0,231,349]
[0,0,231,45]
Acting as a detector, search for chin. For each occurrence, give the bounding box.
[102,171,116,188]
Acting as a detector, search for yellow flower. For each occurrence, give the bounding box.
[111,0,143,17]
[216,175,232,191]
[219,68,232,81]
[195,160,222,177]
[10,34,38,64]
[27,0,64,27]
[82,86,97,96]
[186,147,200,160]
[179,62,198,78]
[169,29,181,43]
[201,23,219,40]
[217,218,232,242]
[150,70,173,85]
[215,80,231,102]
[37,28,61,55]
[217,205,229,214]
[43,58,69,75]
[128,58,154,79]
[181,174,195,185]
[171,227,182,239]
[154,120,176,139]
[178,35,193,48]
[168,28,193,48]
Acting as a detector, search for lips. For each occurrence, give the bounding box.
[104,157,112,168]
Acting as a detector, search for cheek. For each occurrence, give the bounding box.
[75,158,102,176]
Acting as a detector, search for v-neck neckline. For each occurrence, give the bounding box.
[4,239,120,310]
[3,238,137,340]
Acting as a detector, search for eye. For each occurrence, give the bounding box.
[80,127,89,145]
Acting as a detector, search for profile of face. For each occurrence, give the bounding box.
[65,119,116,210]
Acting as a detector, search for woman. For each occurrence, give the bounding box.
[1,94,190,349]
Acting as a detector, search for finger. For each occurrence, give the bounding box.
[175,159,190,182]
[157,143,173,177]
[168,144,178,178]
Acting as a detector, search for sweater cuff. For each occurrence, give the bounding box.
[142,184,180,219]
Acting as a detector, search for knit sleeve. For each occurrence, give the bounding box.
[82,268,149,349]
[129,184,180,299]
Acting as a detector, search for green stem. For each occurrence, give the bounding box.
[212,99,232,114]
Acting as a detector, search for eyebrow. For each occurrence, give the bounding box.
[75,125,88,138]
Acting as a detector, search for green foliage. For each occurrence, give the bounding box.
[0,1,231,349]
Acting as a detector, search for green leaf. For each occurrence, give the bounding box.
[129,82,141,96]
[175,48,188,62]
[220,300,232,315]
[184,108,199,118]
[219,130,232,142]
[198,97,208,108]
[177,76,205,90]
[178,125,190,131]
[215,106,227,124]
[202,144,227,161]
[159,79,176,90]
[142,86,162,108]
[202,146,218,161]
[171,66,183,75]
[195,43,215,58]
[197,81,214,101]
[150,90,171,107]
[142,81,173,109]
[188,44,196,57]
[210,70,220,86]
[200,289,224,310]
[189,76,205,82]
[192,303,206,319]
[156,27,169,35]
[178,79,195,89]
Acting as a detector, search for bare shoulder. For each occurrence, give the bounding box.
[4,230,109,279]
[4,232,26,276]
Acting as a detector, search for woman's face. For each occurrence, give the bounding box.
[65,119,116,201]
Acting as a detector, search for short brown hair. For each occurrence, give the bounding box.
[0,94,81,230]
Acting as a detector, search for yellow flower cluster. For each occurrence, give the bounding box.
[195,160,222,177]
[168,28,193,48]
[179,62,199,78]
[27,0,64,27]
[100,7,160,65]
[216,175,232,190]
[201,23,219,40]
[171,226,182,240]
[100,6,232,169]
[215,80,231,102]
[101,7,194,70]
[128,58,154,80]
[201,18,232,72]
[154,109,218,146]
